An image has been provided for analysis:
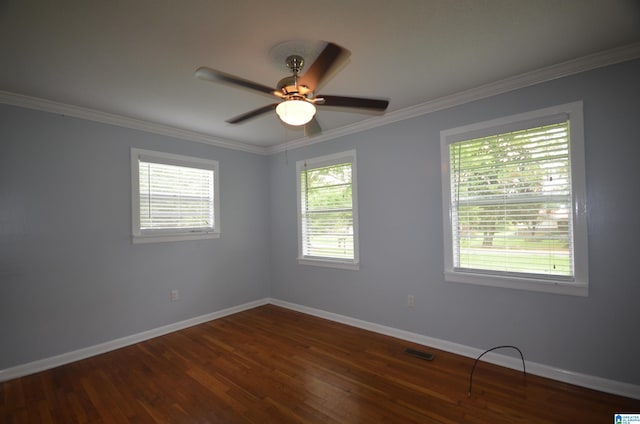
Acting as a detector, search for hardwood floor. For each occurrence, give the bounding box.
[1,304,638,423]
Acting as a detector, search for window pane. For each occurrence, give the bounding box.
[449,122,573,278]
[139,161,214,230]
[300,161,355,260]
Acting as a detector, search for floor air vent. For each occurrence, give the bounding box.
[404,348,434,361]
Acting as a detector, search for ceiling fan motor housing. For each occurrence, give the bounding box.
[278,55,313,99]
[277,76,312,98]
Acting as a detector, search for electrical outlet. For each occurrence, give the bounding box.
[407,294,415,308]
[170,290,179,302]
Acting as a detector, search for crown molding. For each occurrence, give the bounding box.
[2,43,639,156]
[0,91,269,155]
[267,41,640,155]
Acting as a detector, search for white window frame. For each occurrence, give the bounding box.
[131,148,220,244]
[296,150,360,270]
[440,102,588,296]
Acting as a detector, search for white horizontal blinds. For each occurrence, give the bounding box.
[139,160,214,231]
[449,121,573,279]
[301,161,354,259]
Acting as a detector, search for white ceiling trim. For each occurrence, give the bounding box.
[268,42,640,154]
[0,91,267,155]
[2,42,638,157]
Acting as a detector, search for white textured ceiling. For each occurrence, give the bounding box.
[1,0,639,150]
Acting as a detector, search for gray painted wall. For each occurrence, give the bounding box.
[269,58,640,386]
[0,106,270,369]
[2,58,639,388]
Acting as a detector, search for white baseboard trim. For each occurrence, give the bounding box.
[269,298,640,400]
[0,298,269,383]
[3,297,638,400]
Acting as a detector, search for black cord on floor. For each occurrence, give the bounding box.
[468,345,526,397]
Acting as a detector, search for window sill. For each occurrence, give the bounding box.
[133,232,220,244]
[298,257,360,271]
[444,270,588,297]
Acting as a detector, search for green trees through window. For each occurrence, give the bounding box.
[301,162,354,259]
[449,122,572,277]
[297,150,358,269]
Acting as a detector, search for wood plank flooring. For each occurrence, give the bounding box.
[1,304,638,423]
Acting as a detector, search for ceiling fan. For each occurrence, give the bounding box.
[195,42,389,134]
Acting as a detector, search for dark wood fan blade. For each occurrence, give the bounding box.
[318,95,389,111]
[298,42,350,92]
[195,67,283,98]
[305,117,322,136]
[226,104,278,124]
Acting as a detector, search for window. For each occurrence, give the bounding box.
[297,150,359,270]
[440,102,588,296]
[131,148,220,243]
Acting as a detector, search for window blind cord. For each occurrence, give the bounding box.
[146,163,152,223]
[454,145,462,261]
[467,345,526,397]
[303,161,309,252]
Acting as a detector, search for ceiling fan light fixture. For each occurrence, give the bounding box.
[275,99,316,126]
